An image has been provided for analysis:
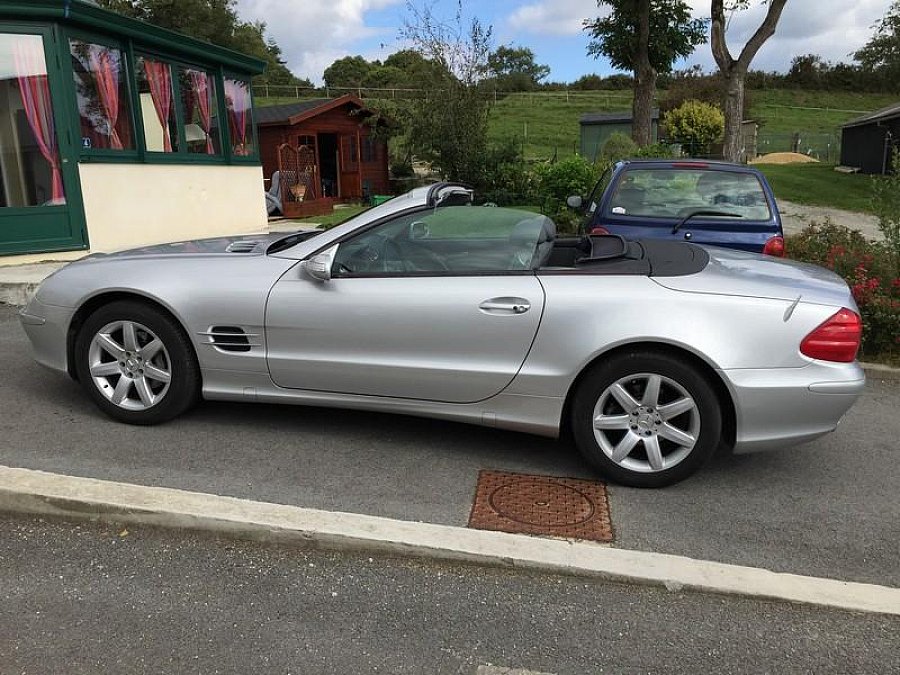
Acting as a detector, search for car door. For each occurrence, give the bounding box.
[265,206,547,404]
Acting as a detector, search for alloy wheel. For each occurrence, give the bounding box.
[592,372,700,474]
[87,320,172,411]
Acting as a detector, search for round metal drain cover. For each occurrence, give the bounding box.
[469,470,613,542]
[488,480,594,527]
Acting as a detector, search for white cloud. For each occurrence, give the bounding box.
[235,0,403,82]
[682,0,887,71]
[508,0,602,37]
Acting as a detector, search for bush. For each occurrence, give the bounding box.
[533,156,605,233]
[871,149,900,274]
[787,221,899,362]
[600,132,638,162]
[475,138,536,207]
[663,100,725,157]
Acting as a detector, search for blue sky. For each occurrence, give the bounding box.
[235,0,891,85]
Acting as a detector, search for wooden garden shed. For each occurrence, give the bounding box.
[257,95,390,218]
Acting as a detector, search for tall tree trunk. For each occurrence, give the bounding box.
[632,0,656,146]
[722,70,745,162]
[710,0,788,163]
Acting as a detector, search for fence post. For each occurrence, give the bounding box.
[265,84,270,98]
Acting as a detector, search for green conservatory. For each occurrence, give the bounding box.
[0,0,266,263]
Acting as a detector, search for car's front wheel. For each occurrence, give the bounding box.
[571,351,722,488]
[74,300,200,425]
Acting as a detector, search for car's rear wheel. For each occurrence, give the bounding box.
[571,351,721,488]
[74,301,200,425]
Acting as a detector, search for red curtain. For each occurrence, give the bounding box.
[144,60,173,152]
[14,41,65,203]
[88,45,123,150]
[189,71,214,154]
[225,79,250,156]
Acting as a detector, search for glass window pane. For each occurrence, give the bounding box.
[69,39,134,151]
[0,33,66,207]
[179,67,220,155]
[607,169,771,220]
[136,57,178,153]
[224,77,254,157]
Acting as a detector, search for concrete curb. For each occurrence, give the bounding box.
[1,466,897,616]
[0,282,38,307]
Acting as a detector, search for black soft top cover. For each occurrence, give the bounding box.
[541,235,709,277]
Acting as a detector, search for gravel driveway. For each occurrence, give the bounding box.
[779,199,882,240]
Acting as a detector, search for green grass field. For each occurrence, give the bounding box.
[753,163,878,215]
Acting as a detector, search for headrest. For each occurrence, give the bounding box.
[509,215,556,245]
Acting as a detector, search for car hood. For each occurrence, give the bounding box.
[73,233,292,262]
[654,246,855,308]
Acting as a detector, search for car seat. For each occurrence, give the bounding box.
[508,216,557,269]
[611,185,646,214]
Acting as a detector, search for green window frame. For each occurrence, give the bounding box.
[61,28,258,166]
[63,28,139,161]
[221,72,260,164]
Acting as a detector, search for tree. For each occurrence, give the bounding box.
[398,1,493,184]
[854,1,900,79]
[323,56,373,89]
[711,0,788,162]
[584,0,707,146]
[786,54,828,87]
[486,45,550,91]
[95,0,305,86]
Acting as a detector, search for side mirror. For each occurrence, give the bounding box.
[302,244,337,282]
[566,195,583,210]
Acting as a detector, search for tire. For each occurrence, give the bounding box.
[74,300,200,425]
[571,350,722,488]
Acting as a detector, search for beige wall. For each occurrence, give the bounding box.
[78,163,268,253]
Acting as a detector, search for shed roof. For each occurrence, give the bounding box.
[0,0,266,74]
[842,102,900,129]
[580,109,659,125]
[256,95,374,127]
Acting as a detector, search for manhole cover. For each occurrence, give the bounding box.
[468,470,613,542]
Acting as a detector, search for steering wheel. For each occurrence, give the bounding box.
[398,239,450,272]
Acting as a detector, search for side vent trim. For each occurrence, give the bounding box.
[198,326,259,353]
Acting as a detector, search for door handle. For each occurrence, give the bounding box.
[479,298,531,315]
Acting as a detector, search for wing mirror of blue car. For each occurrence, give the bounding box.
[566,195,583,210]
[302,244,338,282]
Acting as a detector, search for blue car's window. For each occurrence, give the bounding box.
[607,169,771,221]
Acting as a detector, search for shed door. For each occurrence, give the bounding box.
[0,28,85,256]
[338,133,361,198]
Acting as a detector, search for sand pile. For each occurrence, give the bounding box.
[750,152,819,165]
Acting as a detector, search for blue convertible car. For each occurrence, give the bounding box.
[572,159,786,257]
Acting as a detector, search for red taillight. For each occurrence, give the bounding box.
[800,308,862,363]
[590,226,610,235]
[672,162,709,168]
[763,235,785,257]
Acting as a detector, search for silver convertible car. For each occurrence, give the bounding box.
[20,183,865,487]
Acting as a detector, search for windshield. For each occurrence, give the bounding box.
[606,169,771,220]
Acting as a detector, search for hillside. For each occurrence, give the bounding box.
[484,89,898,161]
[256,88,897,165]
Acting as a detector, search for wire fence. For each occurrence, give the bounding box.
[252,84,637,104]
[756,132,842,162]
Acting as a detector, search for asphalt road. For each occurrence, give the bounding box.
[1,305,898,587]
[2,515,897,675]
